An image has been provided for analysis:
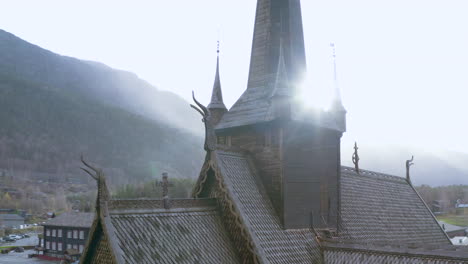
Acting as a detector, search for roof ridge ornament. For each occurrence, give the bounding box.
[191,91,216,152]
[162,172,171,209]
[80,155,110,217]
[406,155,414,183]
[352,142,360,174]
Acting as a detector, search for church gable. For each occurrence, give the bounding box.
[80,216,117,264]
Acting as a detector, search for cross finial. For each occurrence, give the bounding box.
[162,172,169,198]
[161,172,171,209]
[352,142,360,174]
[330,43,337,81]
[406,156,414,183]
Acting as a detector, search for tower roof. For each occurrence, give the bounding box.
[207,44,227,110]
[217,0,306,129]
[270,40,291,98]
[330,43,346,113]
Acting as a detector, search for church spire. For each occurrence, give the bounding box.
[207,41,227,111]
[329,43,347,132]
[330,43,346,112]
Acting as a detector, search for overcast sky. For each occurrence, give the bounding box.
[1,0,467,155]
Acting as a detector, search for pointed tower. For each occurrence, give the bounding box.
[330,43,347,132]
[207,42,227,125]
[210,0,344,230]
[269,40,292,119]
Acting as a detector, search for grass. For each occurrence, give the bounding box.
[438,214,468,226]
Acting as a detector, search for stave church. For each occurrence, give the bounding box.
[79,0,468,263]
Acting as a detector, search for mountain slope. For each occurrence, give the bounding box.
[0,29,204,184]
[0,73,204,184]
[0,29,202,135]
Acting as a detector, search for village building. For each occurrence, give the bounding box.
[42,212,93,261]
[440,221,468,238]
[79,0,468,263]
[0,213,25,229]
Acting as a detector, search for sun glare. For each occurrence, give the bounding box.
[295,74,334,111]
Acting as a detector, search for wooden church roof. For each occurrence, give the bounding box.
[213,150,322,263]
[105,198,240,263]
[79,153,468,263]
[216,0,307,130]
[340,167,450,246]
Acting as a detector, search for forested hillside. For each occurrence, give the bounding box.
[0,29,205,186]
[0,29,202,135]
[0,73,204,184]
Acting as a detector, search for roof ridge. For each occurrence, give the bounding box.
[341,166,407,183]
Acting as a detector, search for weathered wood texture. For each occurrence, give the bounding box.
[226,125,284,221]
[283,122,341,229]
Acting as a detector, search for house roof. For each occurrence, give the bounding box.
[339,167,450,246]
[215,150,322,263]
[439,221,467,233]
[105,198,240,264]
[43,212,94,228]
[0,214,24,221]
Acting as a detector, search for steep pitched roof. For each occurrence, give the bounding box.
[322,241,468,264]
[214,150,322,263]
[217,0,306,130]
[207,50,227,110]
[339,166,451,246]
[43,212,94,228]
[90,198,240,264]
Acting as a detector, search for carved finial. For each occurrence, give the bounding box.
[162,172,169,198]
[162,172,171,209]
[406,155,414,183]
[352,142,360,174]
[191,91,216,152]
[80,155,109,216]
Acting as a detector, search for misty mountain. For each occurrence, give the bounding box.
[341,142,468,186]
[0,29,202,135]
[0,29,204,184]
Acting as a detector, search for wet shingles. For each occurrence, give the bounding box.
[340,167,450,246]
[109,209,240,264]
[216,151,322,264]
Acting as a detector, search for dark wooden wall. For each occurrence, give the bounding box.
[224,124,284,219]
[218,120,341,230]
[283,122,340,229]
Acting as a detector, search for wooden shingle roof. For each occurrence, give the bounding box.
[106,198,240,264]
[216,0,307,130]
[339,166,451,246]
[215,150,322,263]
[322,240,468,264]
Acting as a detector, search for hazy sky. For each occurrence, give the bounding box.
[1,0,468,154]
